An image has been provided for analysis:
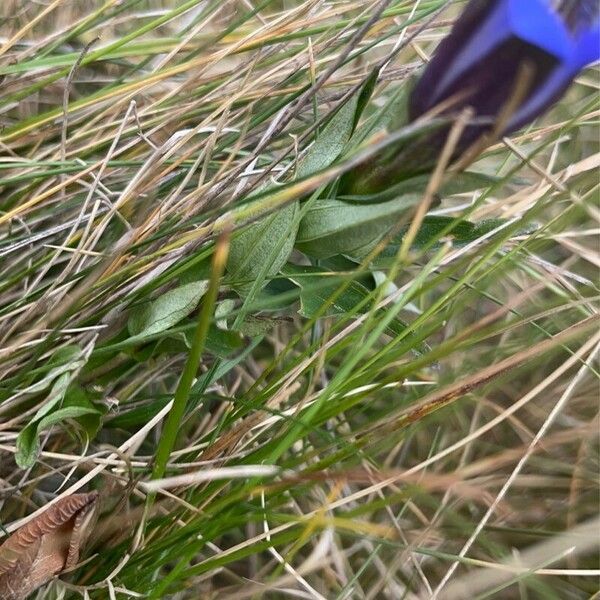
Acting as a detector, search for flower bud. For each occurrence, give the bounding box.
[409,0,600,145]
[342,0,599,197]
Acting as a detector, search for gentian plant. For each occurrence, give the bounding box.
[2,3,599,596]
[227,0,599,280]
[411,0,600,136]
[341,0,600,198]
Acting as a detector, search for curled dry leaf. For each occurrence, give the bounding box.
[0,492,98,600]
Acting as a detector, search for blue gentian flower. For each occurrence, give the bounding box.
[339,0,599,197]
[409,0,600,141]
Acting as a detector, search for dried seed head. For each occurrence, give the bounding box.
[0,492,98,600]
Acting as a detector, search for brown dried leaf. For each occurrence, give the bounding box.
[0,492,98,600]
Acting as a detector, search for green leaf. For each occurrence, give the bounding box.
[128,280,209,338]
[107,397,171,430]
[215,299,237,329]
[250,277,301,312]
[46,344,82,368]
[177,255,212,285]
[282,263,427,353]
[353,68,380,132]
[31,372,71,421]
[203,325,244,357]
[132,325,243,361]
[295,87,362,179]
[16,384,101,469]
[283,264,371,318]
[214,299,281,336]
[64,384,106,439]
[226,75,372,296]
[36,406,101,433]
[440,172,503,196]
[156,325,243,359]
[407,216,514,248]
[235,315,281,337]
[24,345,84,395]
[374,215,535,265]
[226,202,300,296]
[15,423,38,470]
[351,72,415,147]
[295,194,420,259]
[340,171,502,204]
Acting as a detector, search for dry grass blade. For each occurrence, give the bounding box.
[367,315,600,437]
[443,515,600,599]
[0,1,598,598]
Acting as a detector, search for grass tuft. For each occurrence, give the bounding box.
[0,1,598,599]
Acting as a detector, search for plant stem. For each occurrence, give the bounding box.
[150,230,230,485]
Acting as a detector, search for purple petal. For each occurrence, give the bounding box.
[409,0,503,119]
[507,63,574,132]
[426,2,512,108]
[507,0,573,61]
[575,21,600,67]
[407,0,597,159]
